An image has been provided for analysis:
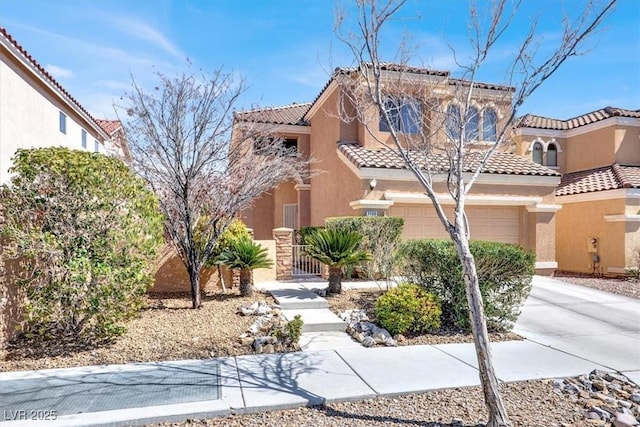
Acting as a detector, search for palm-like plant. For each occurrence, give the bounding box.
[304,228,371,294]
[218,237,273,297]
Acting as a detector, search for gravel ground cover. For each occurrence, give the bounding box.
[554,273,639,300]
[151,379,588,427]
[2,275,638,426]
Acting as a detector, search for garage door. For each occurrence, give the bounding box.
[388,205,521,244]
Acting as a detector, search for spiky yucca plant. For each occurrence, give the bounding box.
[304,228,371,294]
[219,237,272,297]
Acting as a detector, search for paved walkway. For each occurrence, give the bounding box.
[1,276,639,427]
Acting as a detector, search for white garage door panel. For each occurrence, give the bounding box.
[389,205,520,244]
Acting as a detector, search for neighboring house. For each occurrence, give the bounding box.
[0,27,126,184]
[235,64,561,275]
[514,107,640,275]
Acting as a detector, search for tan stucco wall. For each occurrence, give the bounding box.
[273,182,297,228]
[252,239,277,283]
[615,125,640,164]
[0,49,105,184]
[151,244,231,293]
[308,90,364,225]
[555,198,627,274]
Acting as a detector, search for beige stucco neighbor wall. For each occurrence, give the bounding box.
[0,48,105,184]
[252,239,277,283]
[555,198,627,274]
[151,244,233,293]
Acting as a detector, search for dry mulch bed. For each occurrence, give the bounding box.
[0,291,276,372]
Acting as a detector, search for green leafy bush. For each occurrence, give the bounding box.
[1,147,163,342]
[374,283,441,336]
[395,239,535,331]
[298,226,325,244]
[325,216,404,279]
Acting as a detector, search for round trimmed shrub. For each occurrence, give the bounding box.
[374,283,441,336]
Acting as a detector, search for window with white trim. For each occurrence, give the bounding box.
[94,140,100,153]
[547,143,558,167]
[81,130,87,149]
[532,142,543,164]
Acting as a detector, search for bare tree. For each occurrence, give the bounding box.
[122,69,309,308]
[334,1,616,426]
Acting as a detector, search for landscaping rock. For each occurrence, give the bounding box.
[553,370,640,425]
[238,301,301,354]
[339,310,397,347]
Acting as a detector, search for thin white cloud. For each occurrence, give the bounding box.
[45,64,73,79]
[109,16,185,60]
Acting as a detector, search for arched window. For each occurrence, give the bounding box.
[483,108,497,141]
[547,143,558,166]
[532,142,543,164]
[465,107,479,141]
[446,104,461,140]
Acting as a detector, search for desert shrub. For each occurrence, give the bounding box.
[374,283,441,336]
[270,314,303,345]
[325,216,404,279]
[395,239,535,331]
[203,218,250,267]
[1,147,163,342]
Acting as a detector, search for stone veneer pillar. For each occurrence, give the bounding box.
[273,227,293,280]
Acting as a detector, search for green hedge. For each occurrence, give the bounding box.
[374,283,441,336]
[325,216,404,279]
[395,239,535,331]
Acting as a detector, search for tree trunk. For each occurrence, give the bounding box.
[327,266,342,294]
[188,264,202,309]
[453,235,511,427]
[239,268,253,297]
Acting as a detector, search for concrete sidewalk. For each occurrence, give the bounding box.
[0,339,628,427]
[1,276,639,426]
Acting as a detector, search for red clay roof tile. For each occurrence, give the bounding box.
[338,142,560,177]
[234,102,311,126]
[556,164,640,196]
[517,107,640,131]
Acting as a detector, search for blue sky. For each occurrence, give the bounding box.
[1,0,638,120]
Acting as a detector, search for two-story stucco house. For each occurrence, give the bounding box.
[0,27,124,184]
[515,107,640,275]
[235,64,562,275]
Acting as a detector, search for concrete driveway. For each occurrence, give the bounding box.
[514,275,640,383]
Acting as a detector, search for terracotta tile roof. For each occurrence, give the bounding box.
[556,164,640,196]
[338,142,560,177]
[0,27,107,138]
[234,102,311,126]
[517,107,640,131]
[96,119,122,136]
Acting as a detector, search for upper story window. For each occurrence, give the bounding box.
[94,140,100,153]
[465,107,479,141]
[532,142,543,164]
[379,97,421,134]
[447,104,498,143]
[253,137,298,156]
[547,143,558,167]
[445,104,462,140]
[483,108,497,142]
[81,130,87,149]
[59,112,67,134]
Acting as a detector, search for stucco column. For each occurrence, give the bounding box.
[295,184,311,230]
[273,227,293,280]
[527,204,562,275]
